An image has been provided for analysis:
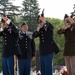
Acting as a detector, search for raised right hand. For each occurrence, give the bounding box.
[37,24,43,31]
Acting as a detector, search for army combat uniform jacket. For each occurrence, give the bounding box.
[18,31,35,59]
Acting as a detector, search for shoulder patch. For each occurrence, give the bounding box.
[28,31,33,35]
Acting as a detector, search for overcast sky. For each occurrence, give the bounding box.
[13,0,75,20]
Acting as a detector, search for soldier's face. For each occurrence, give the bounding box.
[21,25,28,32]
[2,16,8,22]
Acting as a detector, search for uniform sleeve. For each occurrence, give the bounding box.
[57,28,65,35]
[9,22,19,33]
[33,30,40,38]
[31,38,35,57]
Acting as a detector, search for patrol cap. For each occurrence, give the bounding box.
[21,22,27,27]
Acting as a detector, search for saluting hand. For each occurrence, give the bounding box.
[63,24,71,30]
[68,17,74,24]
[1,23,8,29]
[37,24,43,31]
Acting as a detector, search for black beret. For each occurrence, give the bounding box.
[21,22,27,27]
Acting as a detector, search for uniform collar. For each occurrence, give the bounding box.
[21,31,28,35]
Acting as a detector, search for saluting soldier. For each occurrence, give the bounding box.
[18,22,35,75]
[33,16,59,75]
[0,15,19,75]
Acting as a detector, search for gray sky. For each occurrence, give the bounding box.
[13,0,75,20]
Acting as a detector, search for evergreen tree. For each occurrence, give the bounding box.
[71,4,75,21]
[21,0,40,31]
[0,0,21,17]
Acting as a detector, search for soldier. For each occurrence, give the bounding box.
[18,22,35,75]
[57,14,75,75]
[0,15,19,75]
[33,16,59,75]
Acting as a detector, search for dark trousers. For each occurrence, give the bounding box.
[40,54,53,75]
[18,59,31,75]
[2,56,14,75]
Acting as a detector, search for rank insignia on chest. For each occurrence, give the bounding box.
[19,35,23,40]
